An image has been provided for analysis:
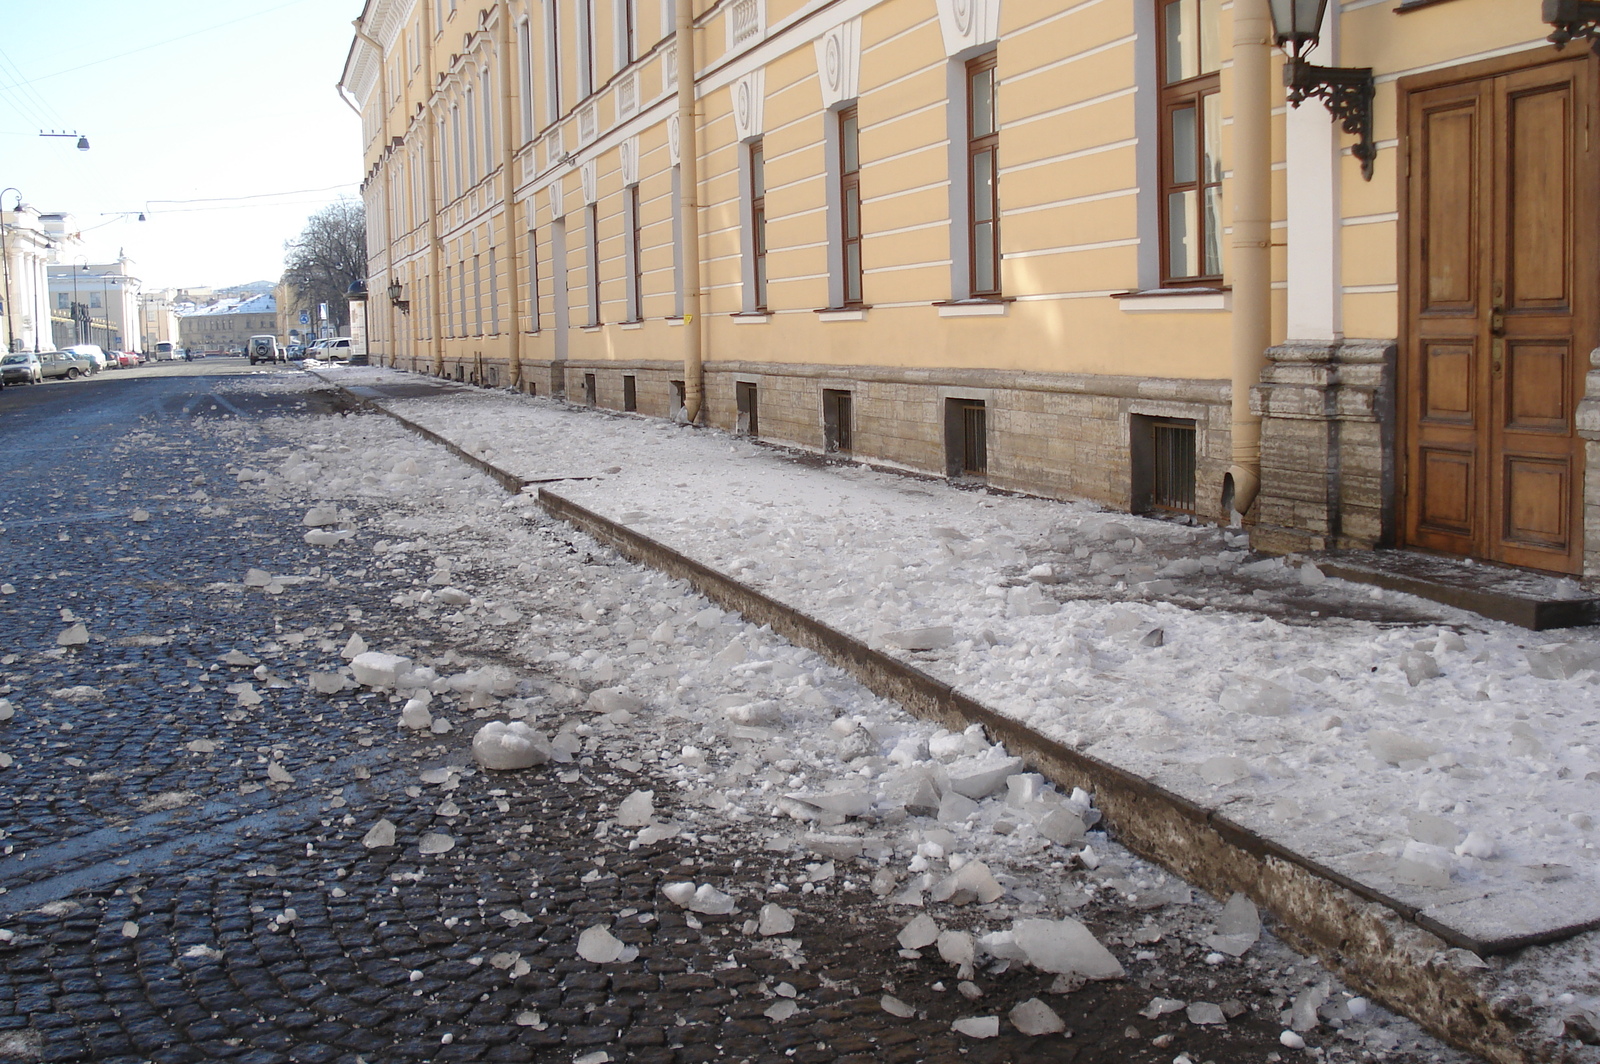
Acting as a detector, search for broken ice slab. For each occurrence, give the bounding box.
[472,721,551,770]
[1035,807,1087,846]
[362,819,397,848]
[614,790,655,827]
[586,687,645,714]
[881,995,916,1018]
[1187,1002,1227,1025]
[944,756,1025,799]
[786,786,874,818]
[661,882,738,915]
[1203,893,1261,957]
[951,1016,999,1038]
[351,651,413,689]
[1010,917,1125,980]
[758,903,796,936]
[938,791,979,822]
[1010,998,1066,1036]
[1217,676,1292,717]
[418,832,455,855]
[903,775,941,818]
[1197,755,1252,787]
[881,626,955,651]
[930,860,1004,906]
[576,925,626,964]
[937,930,976,967]
[898,914,939,950]
[1368,730,1442,766]
[803,834,867,860]
[1526,643,1600,680]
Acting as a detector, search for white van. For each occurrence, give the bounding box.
[154,341,178,361]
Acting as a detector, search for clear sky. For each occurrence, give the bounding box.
[0,0,365,291]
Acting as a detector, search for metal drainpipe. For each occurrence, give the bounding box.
[349,20,393,369]
[498,0,522,389]
[1224,0,1273,517]
[676,0,704,423]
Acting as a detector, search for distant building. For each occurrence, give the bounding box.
[0,201,58,353]
[177,293,279,353]
[47,255,141,353]
[139,289,181,353]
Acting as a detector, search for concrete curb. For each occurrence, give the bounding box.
[318,374,1556,1064]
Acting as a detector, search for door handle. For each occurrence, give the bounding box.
[1490,310,1506,335]
[1492,337,1506,376]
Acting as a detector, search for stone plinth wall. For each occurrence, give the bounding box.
[1250,339,1397,556]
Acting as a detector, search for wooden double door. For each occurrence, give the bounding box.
[1403,51,1597,574]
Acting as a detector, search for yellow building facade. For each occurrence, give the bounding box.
[344,0,1600,576]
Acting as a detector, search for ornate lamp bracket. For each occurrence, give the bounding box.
[1284,57,1376,181]
[1544,0,1600,50]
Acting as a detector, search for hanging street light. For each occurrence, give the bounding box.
[1544,0,1600,48]
[1267,0,1377,180]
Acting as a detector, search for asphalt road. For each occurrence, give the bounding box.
[0,369,1462,1064]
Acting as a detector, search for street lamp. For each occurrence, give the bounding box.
[0,188,19,353]
[1544,0,1600,48]
[38,130,90,151]
[70,256,89,345]
[1268,0,1377,180]
[387,279,409,312]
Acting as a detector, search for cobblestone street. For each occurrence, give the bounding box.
[0,370,1466,1063]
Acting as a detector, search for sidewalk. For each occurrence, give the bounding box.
[315,365,1600,1063]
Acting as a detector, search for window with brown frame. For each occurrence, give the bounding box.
[839,105,863,307]
[1158,0,1222,285]
[966,53,1000,298]
[585,203,601,326]
[624,183,643,321]
[749,138,768,311]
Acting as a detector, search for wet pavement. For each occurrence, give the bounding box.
[0,370,1466,1063]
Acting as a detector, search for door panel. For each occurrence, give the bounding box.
[1403,54,1595,574]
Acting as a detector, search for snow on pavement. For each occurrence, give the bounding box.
[319,366,1600,954]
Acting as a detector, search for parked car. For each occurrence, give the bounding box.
[322,338,353,362]
[247,335,284,365]
[286,343,306,360]
[110,350,140,368]
[38,350,95,380]
[63,344,107,374]
[0,352,44,385]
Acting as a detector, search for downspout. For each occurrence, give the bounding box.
[350,19,391,368]
[1223,0,1273,517]
[423,2,446,376]
[676,0,704,423]
[498,0,523,389]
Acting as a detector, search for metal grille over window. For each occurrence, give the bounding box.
[1143,417,1198,514]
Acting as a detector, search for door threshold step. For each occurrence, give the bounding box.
[1312,550,1600,630]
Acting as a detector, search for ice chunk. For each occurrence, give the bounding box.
[1455,831,1496,859]
[1368,730,1440,766]
[1400,651,1441,686]
[309,672,348,695]
[400,698,433,731]
[1197,755,1252,787]
[1527,643,1600,680]
[266,762,293,784]
[1036,808,1086,846]
[937,930,975,967]
[882,626,955,651]
[952,1016,998,1039]
[788,786,873,818]
[1395,841,1452,887]
[758,903,796,936]
[764,999,799,1022]
[927,731,969,762]
[57,623,89,647]
[362,819,397,848]
[242,569,273,587]
[434,587,472,606]
[351,651,412,689]
[576,925,625,964]
[341,633,368,659]
[938,791,979,822]
[1187,1002,1226,1025]
[1203,893,1261,958]
[1290,983,1328,1032]
[1012,917,1124,980]
[930,861,1004,905]
[881,995,915,1018]
[903,776,941,818]
[615,790,655,827]
[1009,998,1065,1036]
[418,832,455,856]
[1217,677,1292,717]
[898,913,940,950]
[945,756,1025,799]
[688,884,737,915]
[1408,812,1461,848]
[472,721,552,770]
[661,882,696,908]
[724,701,781,725]
[0,699,14,722]
[304,529,354,546]
[303,505,340,527]
[586,687,644,714]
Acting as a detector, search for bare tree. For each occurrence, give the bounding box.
[283,198,366,329]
